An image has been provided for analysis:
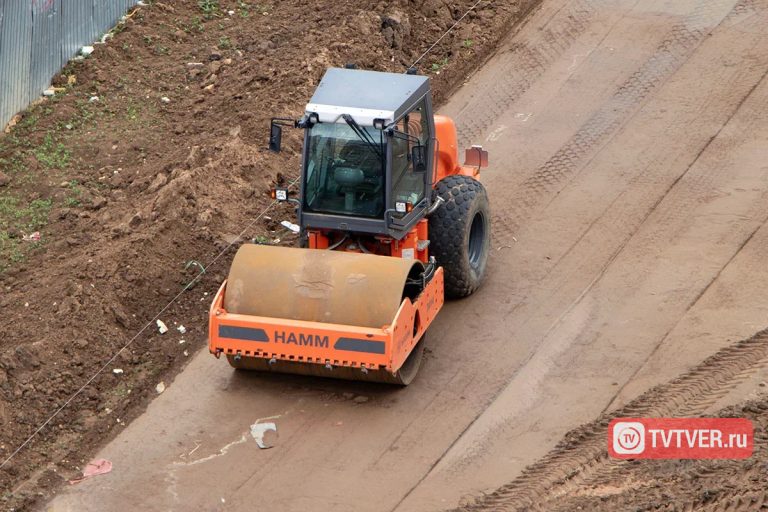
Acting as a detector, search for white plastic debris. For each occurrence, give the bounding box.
[156,382,166,394]
[81,46,95,57]
[280,220,300,233]
[228,9,235,15]
[250,422,277,449]
[43,88,56,97]
[178,339,186,345]
[160,96,171,104]
[156,319,168,334]
[112,368,124,375]
[183,350,189,357]
[89,96,99,103]
[177,325,186,334]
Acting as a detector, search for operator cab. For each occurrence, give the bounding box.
[270,68,435,240]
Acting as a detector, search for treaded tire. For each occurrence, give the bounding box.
[429,175,490,299]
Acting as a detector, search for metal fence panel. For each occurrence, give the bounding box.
[0,0,137,129]
[0,1,33,129]
[61,0,96,64]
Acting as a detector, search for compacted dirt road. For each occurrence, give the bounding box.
[49,0,768,510]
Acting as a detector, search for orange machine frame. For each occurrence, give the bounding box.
[209,267,443,373]
[208,115,479,375]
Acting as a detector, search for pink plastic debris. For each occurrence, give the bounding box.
[69,458,112,484]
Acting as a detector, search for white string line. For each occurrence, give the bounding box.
[409,0,488,69]
[0,175,300,471]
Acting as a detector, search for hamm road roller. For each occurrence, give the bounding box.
[209,67,490,384]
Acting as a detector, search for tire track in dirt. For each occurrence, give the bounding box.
[452,329,768,511]
[396,4,768,505]
[491,0,762,244]
[453,0,606,146]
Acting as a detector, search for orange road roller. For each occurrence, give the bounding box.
[209,67,490,384]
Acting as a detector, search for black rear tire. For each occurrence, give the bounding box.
[429,175,490,298]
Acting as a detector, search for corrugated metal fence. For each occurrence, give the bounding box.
[0,0,137,128]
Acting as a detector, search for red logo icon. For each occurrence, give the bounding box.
[608,418,753,459]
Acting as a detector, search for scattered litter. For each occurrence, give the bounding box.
[4,114,21,133]
[177,325,187,334]
[496,245,512,251]
[280,220,300,233]
[156,382,166,394]
[156,319,168,334]
[250,422,277,449]
[178,339,186,345]
[183,350,189,357]
[137,0,147,5]
[89,96,99,103]
[24,302,29,308]
[65,123,73,130]
[227,9,235,15]
[188,442,201,456]
[23,231,41,242]
[112,368,124,375]
[69,459,112,484]
[160,96,171,104]
[80,46,94,57]
[43,88,56,97]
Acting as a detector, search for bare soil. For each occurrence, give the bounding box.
[0,0,537,509]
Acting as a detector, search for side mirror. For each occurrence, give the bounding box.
[411,145,428,173]
[464,145,489,168]
[269,122,283,152]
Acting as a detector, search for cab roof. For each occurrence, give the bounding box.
[305,68,430,126]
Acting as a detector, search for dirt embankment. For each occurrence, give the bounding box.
[0,0,537,509]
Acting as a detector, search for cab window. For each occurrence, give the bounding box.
[391,99,429,210]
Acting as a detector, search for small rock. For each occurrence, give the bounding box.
[156,382,166,394]
[353,395,369,404]
[128,213,142,228]
[112,368,124,375]
[0,171,10,187]
[156,320,168,334]
[112,305,130,328]
[89,96,99,103]
[147,173,167,193]
[89,196,107,210]
[177,325,186,334]
[160,96,171,104]
[209,50,223,61]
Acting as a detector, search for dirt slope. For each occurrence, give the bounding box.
[44,0,768,511]
[0,0,536,509]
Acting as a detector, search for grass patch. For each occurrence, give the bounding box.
[33,133,70,169]
[198,0,220,18]
[0,195,52,270]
